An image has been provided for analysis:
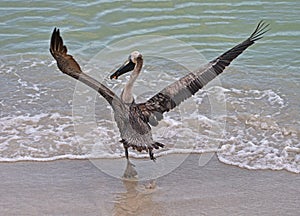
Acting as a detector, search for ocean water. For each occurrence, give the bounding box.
[0,1,299,173]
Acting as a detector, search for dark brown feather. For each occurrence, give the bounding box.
[136,21,270,124]
[50,28,82,76]
[49,28,122,106]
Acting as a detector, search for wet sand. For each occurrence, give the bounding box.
[0,154,299,215]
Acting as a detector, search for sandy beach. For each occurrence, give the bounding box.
[0,154,299,216]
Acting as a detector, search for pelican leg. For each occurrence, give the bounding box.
[149,149,156,162]
[120,139,129,160]
[124,146,129,160]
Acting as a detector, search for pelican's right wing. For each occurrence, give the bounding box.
[136,21,270,126]
[50,28,122,106]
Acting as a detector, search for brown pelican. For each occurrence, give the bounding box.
[50,21,269,161]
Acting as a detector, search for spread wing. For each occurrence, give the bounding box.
[49,28,122,106]
[136,21,270,126]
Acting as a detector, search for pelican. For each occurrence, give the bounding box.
[50,21,269,161]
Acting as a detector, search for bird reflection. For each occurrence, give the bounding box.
[122,160,138,179]
[113,179,159,215]
[113,160,162,215]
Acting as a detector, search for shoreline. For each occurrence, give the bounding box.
[1,154,299,215]
[0,151,298,175]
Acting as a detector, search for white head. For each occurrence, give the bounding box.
[129,51,142,64]
[110,51,143,80]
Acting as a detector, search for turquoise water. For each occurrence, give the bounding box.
[0,1,299,173]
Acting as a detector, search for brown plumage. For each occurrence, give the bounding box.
[49,21,269,161]
[136,21,270,126]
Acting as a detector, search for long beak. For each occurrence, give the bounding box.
[110,59,135,79]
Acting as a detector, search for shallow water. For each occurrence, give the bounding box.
[0,1,299,173]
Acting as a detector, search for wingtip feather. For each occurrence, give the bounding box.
[50,27,66,55]
[249,20,270,42]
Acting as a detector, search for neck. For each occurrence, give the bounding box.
[121,57,143,103]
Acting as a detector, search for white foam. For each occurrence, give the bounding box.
[215,87,299,173]
[0,80,298,173]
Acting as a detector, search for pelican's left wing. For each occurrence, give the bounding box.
[50,28,122,107]
[136,21,270,126]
